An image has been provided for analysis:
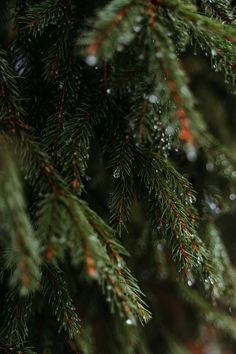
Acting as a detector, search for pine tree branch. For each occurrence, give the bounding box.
[0,291,32,347]
[79,0,142,62]
[178,280,236,339]
[0,138,41,295]
[19,0,64,36]
[106,133,135,234]
[0,48,25,115]
[137,149,208,271]
[43,265,80,340]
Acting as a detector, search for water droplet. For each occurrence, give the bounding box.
[148,94,158,104]
[206,162,214,172]
[156,52,162,59]
[180,86,189,96]
[197,256,203,265]
[113,167,120,179]
[66,137,72,145]
[165,126,174,136]
[136,53,144,61]
[211,48,217,56]
[118,34,133,45]
[85,54,97,66]
[133,25,141,33]
[185,144,198,162]
[89,234,97,241]
[126,318,134,325]
[189,195,196,204]
[136,16,143,23]
[229,193,236,201]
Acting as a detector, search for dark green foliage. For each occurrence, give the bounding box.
[0,291,32,346]
[0,0,236,353]
[0,141,41,295]
[137,151,205,270]
[43,265,80,339]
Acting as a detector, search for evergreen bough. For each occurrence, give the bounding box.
[0,0,236,352]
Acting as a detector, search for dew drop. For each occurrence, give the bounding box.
[211,48,217,56]
[197,256,203,265]
[165,126,174,136]
[185,144,198,162]
[138,53,144,60]
[148,94,158,104]
[156,52,162,59]
[113,167,120,179]
[85,54,97,66]
[133,25,141,33]
[118,34,133,45]
[206,162,214,172]
[136,16,143,23]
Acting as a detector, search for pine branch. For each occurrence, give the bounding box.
[0,117,65,195]
[3,113,151,324]
[204,223,236,304]
[0,291,32,347]
[35,193,69,261]
[145,15,206,145]
[199,134,236,190]
[80,0,142,63]
[58,104,100,193]
[200,0,235,24]
[37,192,151,324]
[43,265,80,340]
[19,0,64,37]
[0,139,41,295]
[137,149,208,271]
[0,343,37,354]
[158,0,236,38]
[73,324,95,354]
[106,133,135,234]
[0,48,24,115]
[178,281,236,339]
[69,198,151,324]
